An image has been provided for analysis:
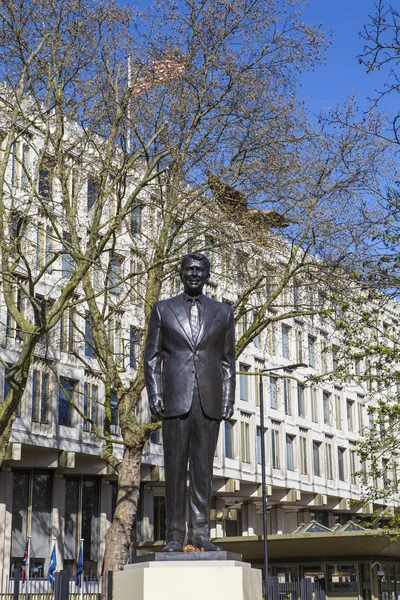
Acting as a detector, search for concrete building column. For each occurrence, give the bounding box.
[210,499,225,538]
[0,471,13,589]
[139,489,154,542]
[51,476,66,571]
[270,506,284,534]
[99,481,113,575]
[243,503,257,536]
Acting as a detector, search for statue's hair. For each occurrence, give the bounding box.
[180,253,211,273]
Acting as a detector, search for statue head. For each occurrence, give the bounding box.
[180,253,210,296]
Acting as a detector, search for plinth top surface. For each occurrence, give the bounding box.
[132,550,242,563]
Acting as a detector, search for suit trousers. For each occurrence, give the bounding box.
[162,383,220,545]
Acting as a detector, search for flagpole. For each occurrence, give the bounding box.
[25,536,31,600]
[127,54,132,154]
[80,539,84,600]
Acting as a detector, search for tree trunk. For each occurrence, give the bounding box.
[103,445,143,582]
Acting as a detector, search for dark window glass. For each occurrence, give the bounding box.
[87,178,98,211]
[64,478,79,560]
[59,378,74,427]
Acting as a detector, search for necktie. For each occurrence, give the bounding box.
[189,298,201,341]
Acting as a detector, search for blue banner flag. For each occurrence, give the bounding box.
[75,542,83,588]
[48,543,57,590]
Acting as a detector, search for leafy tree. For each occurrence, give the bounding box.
[0,0,390,578]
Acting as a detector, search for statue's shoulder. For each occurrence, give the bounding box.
[207,296,233,314]
[153,294,183,311]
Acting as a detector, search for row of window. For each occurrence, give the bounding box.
[3,368,119,432]
[10,470,116,577]
[238,368,366,432]
[224,419,363,483]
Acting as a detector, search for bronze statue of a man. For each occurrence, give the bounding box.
[144,253,236,552]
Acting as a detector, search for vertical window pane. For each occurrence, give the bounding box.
[81,479,100,573]
[225,421,234,458]
[59,378,73,427]
[11,471,29,558]
[64,478,79,560]
[30,472,52,564]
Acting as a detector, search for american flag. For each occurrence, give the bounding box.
[131,59,185,96]
[21,539,30,586]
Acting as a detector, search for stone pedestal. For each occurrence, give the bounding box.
[113,553,262,600]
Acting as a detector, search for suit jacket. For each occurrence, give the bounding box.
[144,293,236,420]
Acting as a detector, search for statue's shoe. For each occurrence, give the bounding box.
[194,540,224,552]
[163,540,183,552]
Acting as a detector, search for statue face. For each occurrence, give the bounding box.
[180,259,210,296]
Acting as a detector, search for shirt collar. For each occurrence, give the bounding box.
[183,292,205,305]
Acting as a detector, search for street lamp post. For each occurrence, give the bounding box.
[258,362,307,599]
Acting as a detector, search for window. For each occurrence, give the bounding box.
[308,335,316,369]
[11,470,52,576]
[382,458,391,487]
[109,257,122,295]
[327,565,358,593]
[256,427,263,465]
[282,325,290,359]
[32,371,49,424]
[110,391,119,434]
[60,306,75,354]
[300,435,308,474]
[346,399,354,431]
[283,378,291,414]
[239,364,249,401]
[85,312,95,358]
[267,323,277,356]
[325,441,333,480]
[321,338,329,374]
[323,392,331,425]
[357,396,364,433]
[59,378,75,427]
[255,372,262,407]
[313,441,321,476]
[350,450,358,485]
[241,421,250,463]
[64,476,100,575]
[286,434,295,471]
[338,447,346,481]
[296,330,303,363]
[38,160,52,200]
[253,313,260,349]
[225,421,234,458]
[311,387,318,423]
[3,367,11,403]
[271,427,280,469]
[297,383,305,417]
[150,429,162,444]
[21,144,29,190]
[83,382,98,432]
[130,206,142,236]
[334,389,342,429]
[269,376,277,409]
[130,327,140,369]
[62,233,74,278]
[87,177,99,211]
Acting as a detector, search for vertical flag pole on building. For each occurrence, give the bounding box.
[48,538,57,591]
[127,54,132,153]
[75,538,84,600]
[21,535,31,599]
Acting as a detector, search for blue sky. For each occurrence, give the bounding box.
[300,0,394,119]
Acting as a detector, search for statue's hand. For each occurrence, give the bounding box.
[149,394,165,418]
[222,401,234,420]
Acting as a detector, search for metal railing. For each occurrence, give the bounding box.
[0,569,104,600]
[266,577,326,600]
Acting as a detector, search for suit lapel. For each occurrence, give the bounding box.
[169,295,194,347]
[196,296,220,347]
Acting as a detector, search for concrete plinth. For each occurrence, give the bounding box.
[113,558,262,600]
